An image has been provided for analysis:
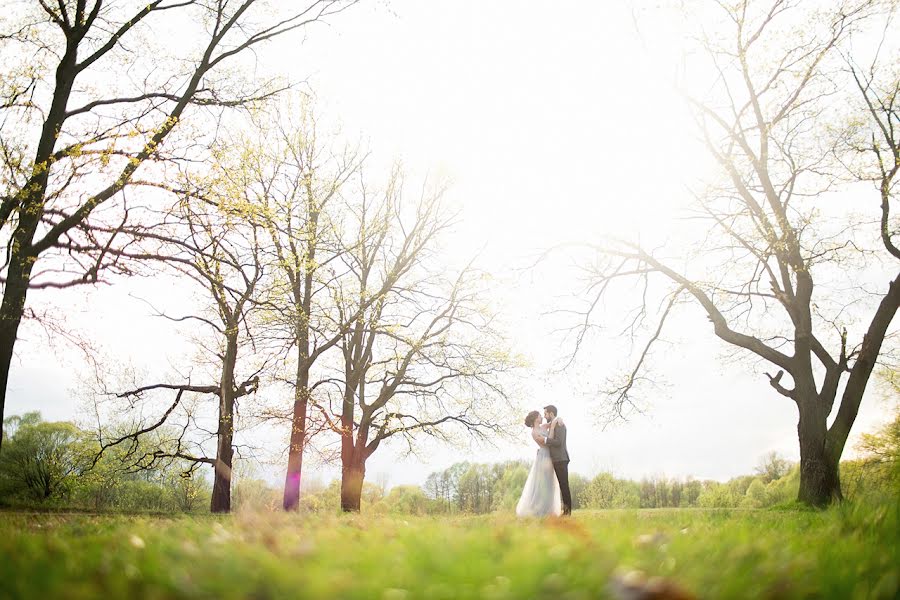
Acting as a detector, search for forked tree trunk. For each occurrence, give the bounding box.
[796,275,900,506]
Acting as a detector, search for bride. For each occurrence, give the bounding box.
[516,410,562,517]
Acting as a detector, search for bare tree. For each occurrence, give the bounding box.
[755,451,792,483]
[569,0,898,506]
[0,0,359,453]
[91,188,268,512]
[330,173,514,512]
[210,108,448,510]
[211,107,360,510]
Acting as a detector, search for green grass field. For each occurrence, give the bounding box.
[1,503,898,599]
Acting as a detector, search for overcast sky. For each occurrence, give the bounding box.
[6,0,898,490]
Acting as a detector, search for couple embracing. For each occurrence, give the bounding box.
[515,405,572,517]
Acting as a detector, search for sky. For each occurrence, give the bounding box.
[5,0,899,490]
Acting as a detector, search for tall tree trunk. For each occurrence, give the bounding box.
[0,258,32,455]
[341,454,366,513]
[282,213,317,511]
[800,273,900,506]
[339,369,360,512]
[340,391,370,513]
[210,430,234,513]
[283,357,309,511]
[826,274,900,468]
[211,334,238,513]
[0,43,79,454]
[0,227,41,456]
[0,192,44,454]
[796,395,841,506]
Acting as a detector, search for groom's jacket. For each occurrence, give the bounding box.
[546,421,569,463]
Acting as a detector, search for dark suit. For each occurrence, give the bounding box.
[545,420,572,515]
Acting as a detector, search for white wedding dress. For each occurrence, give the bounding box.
[516,425,562,517]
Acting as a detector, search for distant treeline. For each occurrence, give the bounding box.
[2,411,897,514]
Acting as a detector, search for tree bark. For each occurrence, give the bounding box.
[282,358,309,511]
[340,456,366,513]
[210,333,238,513]
[827,274,900,460]
[282,201,318,511]
[210,439,234,513]
[0,35,80,454]
[340,351,362,512]
[0,257,33,454]
[796,395,842,506]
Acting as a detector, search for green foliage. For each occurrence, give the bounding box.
[233,478,280,513]
[755,451,792,483]
[295,479,390,514]
[583,473,640,509]
[419,445,883,515]
[491,463,529,511]
[0,412,93,503]
[0,504,897,599]
[299,480,341,514]
[727,475,756,498]
[765,464,801,507]
[113,479,173,512]
[373,485,433,515]
[456,463,503,513]
[70,442,130,511]
[1,413,213,513]
[168,473,212,513]
[681,478,703,507]
[422,461,523,514]
[698,482,740,508]
[1,411,894,516]
[742,479,768,508]
[839,408,899,506]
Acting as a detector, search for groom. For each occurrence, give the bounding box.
[544,405,572,515]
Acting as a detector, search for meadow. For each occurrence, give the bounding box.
[1,503,897,600]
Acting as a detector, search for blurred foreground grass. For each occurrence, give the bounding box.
[1,503,898,599]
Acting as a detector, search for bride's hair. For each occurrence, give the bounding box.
[524,410,540,427]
